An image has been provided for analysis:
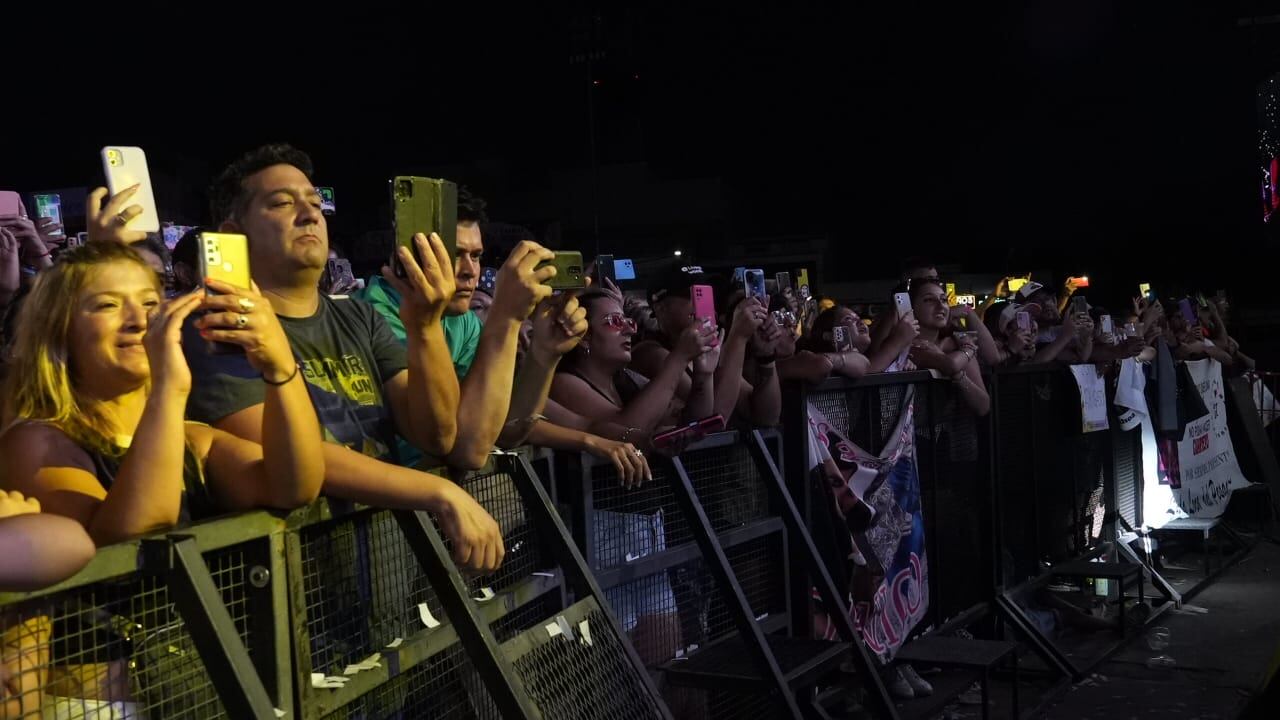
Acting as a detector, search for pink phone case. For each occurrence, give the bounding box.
[0,191,23,217]
[692,284,716,326]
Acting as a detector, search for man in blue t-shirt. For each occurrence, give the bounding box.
[184,144,503,572]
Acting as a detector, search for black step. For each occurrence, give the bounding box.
[893,636,1016,670]
[1052,560,1142,581]
[661,634,849,692]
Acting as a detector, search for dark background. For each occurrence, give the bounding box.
[3,2,1278,312]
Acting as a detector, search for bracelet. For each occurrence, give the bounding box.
[262,362,301,386]
[504,413,547,429]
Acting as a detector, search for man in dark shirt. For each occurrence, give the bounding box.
[184,144,502,572]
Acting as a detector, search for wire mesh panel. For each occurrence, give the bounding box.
[453,467,548,595]
[317,642,495,720]
[0,573,228,719]
[589,440,772,575]
[1112,424,1143,529]
[299,509,444,679]
[504,599,666,720]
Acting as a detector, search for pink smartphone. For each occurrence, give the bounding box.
[652,415,727,452]
[691,284,716,327]
[0,191,23,217]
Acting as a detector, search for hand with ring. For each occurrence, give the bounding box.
[195,279,297,383]
[86,185,149,245]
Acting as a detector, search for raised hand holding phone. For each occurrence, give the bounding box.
[86,185,150,245]
[492,240,556,323]
[382,232,457,329]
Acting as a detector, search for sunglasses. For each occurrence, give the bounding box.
[600,313,637,333]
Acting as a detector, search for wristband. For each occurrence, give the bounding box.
[263,362,301,386]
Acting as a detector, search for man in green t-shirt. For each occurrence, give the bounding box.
[186,144,503,573]
[361,189,569,469]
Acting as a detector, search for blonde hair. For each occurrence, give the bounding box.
[3,243,161,457]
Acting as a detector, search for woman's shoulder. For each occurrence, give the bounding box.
[0,420,95,476]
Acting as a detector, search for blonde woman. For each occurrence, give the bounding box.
[0,242,324,717]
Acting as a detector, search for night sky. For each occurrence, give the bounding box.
[3,2,1277,307]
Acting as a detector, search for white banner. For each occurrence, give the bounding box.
[1142,359,1251,526]
[1069,365,1110,433]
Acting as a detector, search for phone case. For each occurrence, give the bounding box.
[1179,299,1197,325]
[832,326,850,351]
[0,190,21,217]
[745,269,766,299]
[101,146,160,232]
[894,292,913,318]
[535,251,586,290]
[1100,315,1114,334]
[691,284,716,324]
[614,258,636,281]
[595,254,616,284]
[776,272,792,292]
[198,233,252,291]
[1016,311,1031,332]
[31,194,64,234]
[391,176,457,277]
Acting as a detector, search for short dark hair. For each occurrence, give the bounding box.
[209,143,315,224]
[457,186,488,224]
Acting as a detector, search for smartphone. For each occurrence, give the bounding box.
[479,266,497,295]
[595,254,616,284]
[945,282,957,306]
[1016,311,1031,332]
[534,251,586,291]
[894,291,912,319]
[1100,315,1114,334]
[1124,322,1139,338]
[744,269,766,300]
[0,191,22,217]
[101,146,160,233]
[1070,296,1088,317]
[776,271,793,294]
[323,258,355,295]
[1070,275,1090,288]
[733,267,747,285]
[69,232,87,248]
[390,176,457,278]
[198,232,252,354]
[691,284,716,327]
[1007,277,1029,293]
[796,268,811,299]
[832,325,852,352]
[317,186,336,215]
[651,415,727,452]
[613,258,636,281]
[1138,283,1153,302]
[1195,292,1209,309]
[1178,298,1198,325]
[30,193,64,236]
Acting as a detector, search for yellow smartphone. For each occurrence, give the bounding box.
[198,232,252,290]
[945,282,957,306]
[1007,277,1029,293]
[197,232,252,354]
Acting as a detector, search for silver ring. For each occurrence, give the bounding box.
[235,314,249,328]
[634,449,644,457]
[237,297,255,312]
[114,212,130,226]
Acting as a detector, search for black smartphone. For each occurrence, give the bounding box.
[390,176,457,279]
[595,254,616,284]
[776,271,792,294]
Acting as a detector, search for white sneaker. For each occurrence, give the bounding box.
[884,667,915,700]
[899,664,934,697]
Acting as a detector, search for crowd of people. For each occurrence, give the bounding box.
[0,143,1259,714]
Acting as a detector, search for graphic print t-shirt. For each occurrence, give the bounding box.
[184,295,408,463]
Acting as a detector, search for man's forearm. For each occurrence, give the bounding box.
[713,335,748,421]
[499,350,559,447]
[319,442,457,512]
[449,318,522,468]
[405,322,460,456]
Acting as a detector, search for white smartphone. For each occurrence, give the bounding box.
[1100,315,1114,334]
[894,292,912,319]
[101,146,160,232]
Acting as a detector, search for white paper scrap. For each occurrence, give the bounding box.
[532,571,556,578]
[418,603,441,628]
[386,637,403,648]
[474,587,496,602]
[625,552,641,562]
[357,654,382,670]
[274,709,286,718]
[310,673,350,689]
[342,665,363,676]
[556,615,574,641]
[578,620,593,647]
[545,621,563,639]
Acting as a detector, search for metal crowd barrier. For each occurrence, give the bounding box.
[0,452,669,720]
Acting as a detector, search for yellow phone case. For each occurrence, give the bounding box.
[198,232,252,291]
